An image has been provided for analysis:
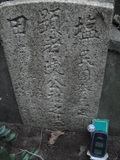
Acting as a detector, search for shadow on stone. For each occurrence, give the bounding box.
[98,49,120,135]
[0,40,22,124]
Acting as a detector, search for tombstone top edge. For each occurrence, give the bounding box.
[0,0,113,10]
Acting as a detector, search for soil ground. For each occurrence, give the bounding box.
[0,123,120,160]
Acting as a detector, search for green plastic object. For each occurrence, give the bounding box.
[92,119,109,133]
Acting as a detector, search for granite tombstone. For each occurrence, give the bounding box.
[0,0,113,130]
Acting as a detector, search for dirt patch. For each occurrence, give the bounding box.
[0,123,120,160]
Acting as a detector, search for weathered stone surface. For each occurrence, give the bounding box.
[91,0,114,3]
[0,0,113,130]
[0,40,22,124]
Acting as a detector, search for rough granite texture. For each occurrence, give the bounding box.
[0,0,113,130]
[93,0,114,3]
[0,40,22,124]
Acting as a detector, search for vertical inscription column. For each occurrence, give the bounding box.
[39,8,65,127]
[7,15,34,124]
[74,14,98,128]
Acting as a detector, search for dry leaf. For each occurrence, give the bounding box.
[48,130,64,145]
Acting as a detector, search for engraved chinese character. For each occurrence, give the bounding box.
[8,16,27,34]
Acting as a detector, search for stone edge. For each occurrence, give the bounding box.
[0,0,113,10]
